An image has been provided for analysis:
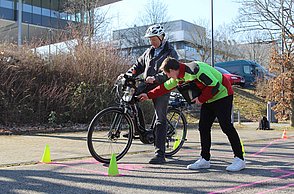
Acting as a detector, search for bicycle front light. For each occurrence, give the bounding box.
[122,86,135,102]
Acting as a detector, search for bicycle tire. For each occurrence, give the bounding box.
[165,108,187,156]
[87,107,134,163]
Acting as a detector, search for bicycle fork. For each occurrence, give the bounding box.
[108,113,123,140]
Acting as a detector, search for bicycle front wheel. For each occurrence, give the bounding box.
[165,108,187,156]
[87,107,134,163]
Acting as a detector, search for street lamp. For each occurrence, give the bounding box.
[17,0,23,47]
[281,0,285,55]
[211,0,214,67]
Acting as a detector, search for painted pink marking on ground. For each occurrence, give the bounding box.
[256,183,294,194]
[78,159,100,164]
[117,164,144,171]
[55,159,100,165]
[65,159,145,171]
[48,162,112,176]
[250,139,282,156]
[272,168,294,174]
[208,138,294,193]
[42,159,145,175]
[208,171,294,194]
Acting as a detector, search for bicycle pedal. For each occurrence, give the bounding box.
[133,135,140,139]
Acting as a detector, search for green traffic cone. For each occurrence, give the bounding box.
[41,144,51,163]
[108,153,119,176]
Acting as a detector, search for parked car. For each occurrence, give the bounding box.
[215,66,245,87]
[215,60,269,87]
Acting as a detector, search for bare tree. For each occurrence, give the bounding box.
[61,0,110,46]
[236,32,274,68]
[138,0,170,26]
[235,0,293,52]
[236,0,294,125]
[214,24,241,62]
[117,0,171,58]
[186,20,211,63]
[186,20,240,63]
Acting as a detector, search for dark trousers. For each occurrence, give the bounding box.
[198,95,244,161]
[137,83,169,157]
[152,93,170,157]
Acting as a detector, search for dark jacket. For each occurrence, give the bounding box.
[127,41,178,87]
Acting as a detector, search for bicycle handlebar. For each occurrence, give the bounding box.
[115,74,188,106]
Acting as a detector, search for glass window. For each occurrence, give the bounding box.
[32,14,41,25]
[32,5,41,14]
[42,7,50,17]
[23,12,32,23]
[22,1,32,23]
[51,10,59,18]
[60,12,67,20]
[0,0,14,20]
[42,0,51,10]
[175,42,184,49]
[32,0,41,7]
[225,66,239,75]
[215,67,230,74]
[51,0,62,11]
[41,15,50,27]
[30,0,40,25]
[0,0,14,9]
[23,2,32,13]
[243,65,251,74]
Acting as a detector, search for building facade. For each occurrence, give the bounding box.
[0,0,121,45]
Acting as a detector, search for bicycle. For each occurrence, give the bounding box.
[87,75,188,163]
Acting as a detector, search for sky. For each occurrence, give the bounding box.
[101,0,241,31]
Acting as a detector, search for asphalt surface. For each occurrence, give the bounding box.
[0,122,293,194]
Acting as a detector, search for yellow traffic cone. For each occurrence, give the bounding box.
[173,137,180,150]
[282,129,287,139]
[41,144,51,163]
[108,153,119,176]
[240,140,245,156]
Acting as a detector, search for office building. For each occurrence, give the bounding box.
[0,0,121,45]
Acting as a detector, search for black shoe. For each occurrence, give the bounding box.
[123,133,129,138]
[123,132,140,139]
[149,156,166,164]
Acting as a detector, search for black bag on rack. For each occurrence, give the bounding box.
[177,81,202,104]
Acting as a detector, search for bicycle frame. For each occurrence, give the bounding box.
[119,76,188,135]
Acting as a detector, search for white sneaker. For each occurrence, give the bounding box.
[187,157,210,170]
[226,157,246,172]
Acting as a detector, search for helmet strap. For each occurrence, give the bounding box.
[157,36,163,47]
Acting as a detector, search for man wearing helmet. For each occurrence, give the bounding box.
[125,24,178,164]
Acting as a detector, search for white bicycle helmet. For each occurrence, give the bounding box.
[144,24,165,38]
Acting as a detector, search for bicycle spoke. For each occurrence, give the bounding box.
[165,108,187,156]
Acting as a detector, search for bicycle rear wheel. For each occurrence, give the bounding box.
[87,107,134,163]
[165,108,187,156]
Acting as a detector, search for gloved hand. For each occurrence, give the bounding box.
[145,76,156,84]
